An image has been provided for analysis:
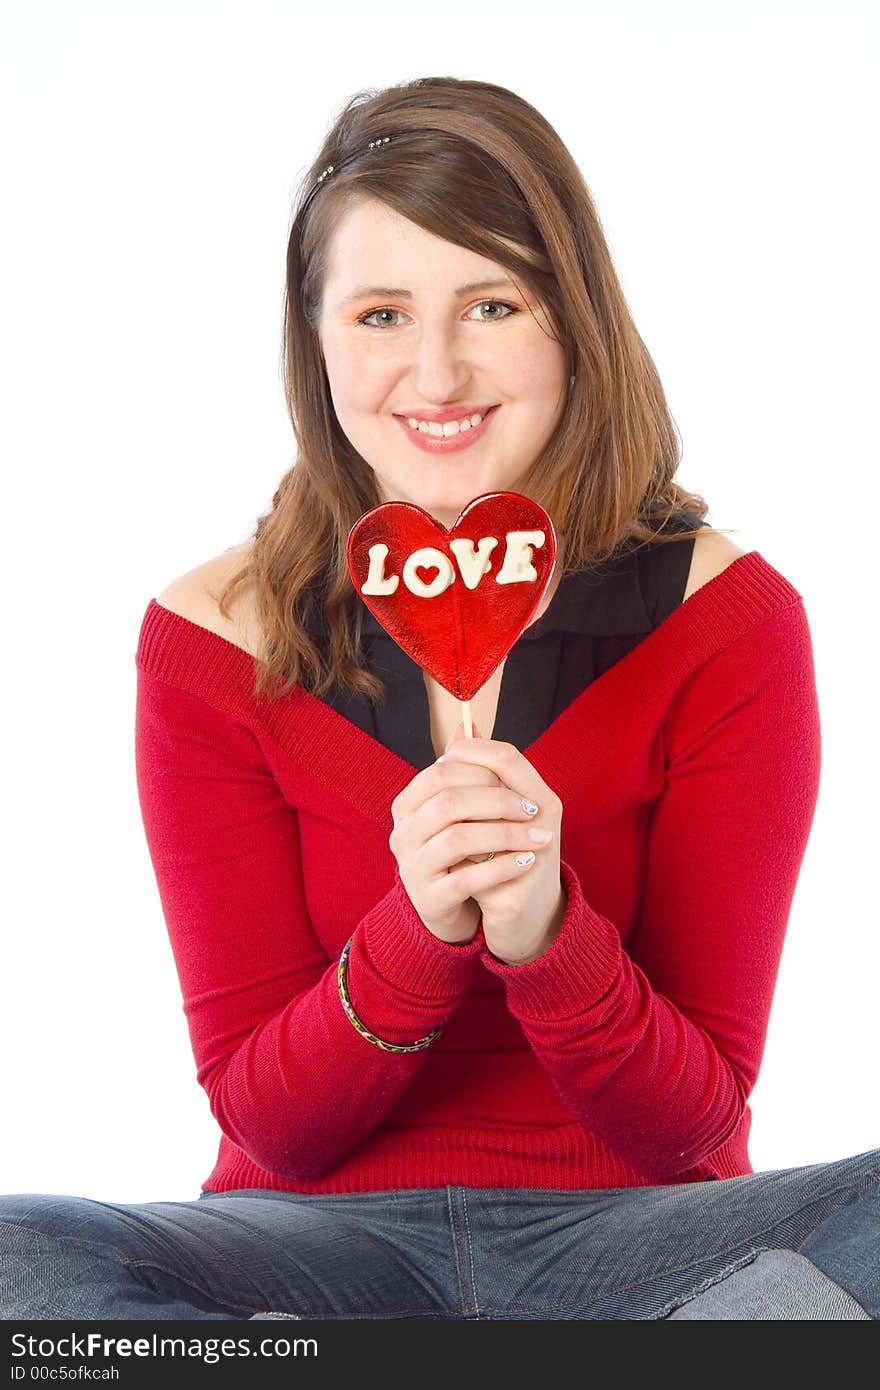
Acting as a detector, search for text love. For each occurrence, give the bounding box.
[359,529,547,599]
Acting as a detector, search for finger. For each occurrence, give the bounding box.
[444,845,542,894]
[408,783,543,852]
[440,737,552,809]
[421,819,554,879]
[390,758,504,824]
[443,717,482,748]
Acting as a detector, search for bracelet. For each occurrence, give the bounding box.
[336,937,444,1053]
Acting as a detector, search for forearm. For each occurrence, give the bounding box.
[480,859,742,1181]
[200,869,482,1181]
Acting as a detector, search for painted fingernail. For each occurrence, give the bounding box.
[515,851,536,867]
[521,799,539,816]
[528,827,552,844]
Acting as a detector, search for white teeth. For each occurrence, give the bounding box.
[405,412,485,437]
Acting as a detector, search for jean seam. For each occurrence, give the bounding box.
[656,1248,877,1322]
[445,1187,477,1318]
[651,1247,768,1320]
[459,1189,481,1318]
[474,1247,771,1319]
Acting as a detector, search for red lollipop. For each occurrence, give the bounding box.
[347,491,557,731]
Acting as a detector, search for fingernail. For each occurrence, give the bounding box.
[515,851,536,867]
[521,799,539,816]
[435,755,445,763]
[528,827,552,844]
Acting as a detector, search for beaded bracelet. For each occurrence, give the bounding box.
[336,937,444,1053]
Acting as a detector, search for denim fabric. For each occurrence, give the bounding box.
[1,1146,877,1320]
[663,1250,870,1318]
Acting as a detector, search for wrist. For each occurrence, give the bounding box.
[487,884,566,966]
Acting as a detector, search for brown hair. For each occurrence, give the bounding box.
[217,75,734,704]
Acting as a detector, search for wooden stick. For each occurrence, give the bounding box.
[461,699,474,738]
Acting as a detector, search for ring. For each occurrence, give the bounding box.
[483,851,496,862]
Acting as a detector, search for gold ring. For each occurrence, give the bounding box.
[484,851,496,862]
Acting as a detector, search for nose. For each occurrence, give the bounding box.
[410,320,473,404]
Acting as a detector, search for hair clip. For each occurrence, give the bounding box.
[307,136,392,204]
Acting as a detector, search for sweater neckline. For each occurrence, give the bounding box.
[140,550,802,828]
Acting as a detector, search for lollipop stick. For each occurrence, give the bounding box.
[461,699,474,739]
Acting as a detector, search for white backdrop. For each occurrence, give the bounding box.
[1,0,876,1203]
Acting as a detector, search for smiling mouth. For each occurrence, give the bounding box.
[398,406,496,437]
[393,405,500,452]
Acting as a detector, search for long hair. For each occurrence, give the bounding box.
[217,76,733,704]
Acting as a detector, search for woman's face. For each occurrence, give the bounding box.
[317,197,568,528]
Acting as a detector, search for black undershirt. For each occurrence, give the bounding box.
[314,513,707,771]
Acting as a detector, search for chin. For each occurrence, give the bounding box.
[376,470,518,520]
[409,490,490,522]
[407,474,508,498]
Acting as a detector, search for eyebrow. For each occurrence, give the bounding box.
[339,277,519,306]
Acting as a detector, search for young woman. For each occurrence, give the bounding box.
[1,76,877,1321]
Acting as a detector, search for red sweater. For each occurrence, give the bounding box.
[134,552,821,1194]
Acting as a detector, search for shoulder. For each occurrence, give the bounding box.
[155,543,263,658]
[682,529,748,602]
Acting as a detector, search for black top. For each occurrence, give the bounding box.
[319,512,707,771]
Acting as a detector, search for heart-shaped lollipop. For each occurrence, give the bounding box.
[347,491,557,702]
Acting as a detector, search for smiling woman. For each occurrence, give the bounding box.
[3,75,876,1324]
[210,79,739,708]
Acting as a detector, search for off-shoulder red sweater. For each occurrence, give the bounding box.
[134,552,821,1194]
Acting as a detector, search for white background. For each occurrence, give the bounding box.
[1,1,876,1203]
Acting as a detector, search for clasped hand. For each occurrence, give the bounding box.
[389,721,566,965]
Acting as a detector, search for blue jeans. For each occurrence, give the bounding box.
[1,1146,877,1320]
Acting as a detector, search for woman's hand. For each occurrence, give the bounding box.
[439,723,566,965]
[388,729,560,950]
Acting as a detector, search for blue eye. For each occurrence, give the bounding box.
[357,300,517,329]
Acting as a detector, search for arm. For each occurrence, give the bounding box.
[135,665,481,1182]
[478,601,822,1181]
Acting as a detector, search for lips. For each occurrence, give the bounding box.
[394,404,496,424]
[394,405,500,454]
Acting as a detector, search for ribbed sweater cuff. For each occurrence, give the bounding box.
[356,866,484,1004]
[479,858,620,1019]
